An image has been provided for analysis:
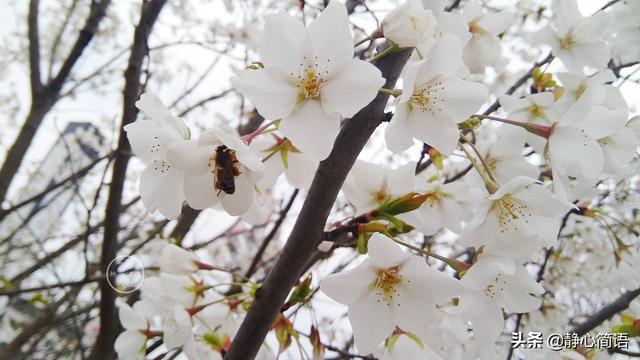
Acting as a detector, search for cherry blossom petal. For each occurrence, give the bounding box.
[163,306,192,349]
[321,59,385,117]
[435,12,472,46]
[220,171,255,216]
[441,77,488,123]
[458,293,504,346]
[320,259,377,305]
[402,257,462,303]
[139,163,184,220]
[349,292,395,355]
[308,1,353,65]
[564,41,611,71]
[416,34,464,83]
[406,108,459,155]
[549,126,604,179]
[167,140,211,175]
[497,271,543,313]
[399,60,424,104]
[118,303,146,330]
[578,106,628,140]
[232,67,299,120]
[183,173,219,210]
[367,233,411,269]
[385,105,416,153]
[115,330,146,360]
[280,100,340,161]
[479,11,512,34]
[552,0,582,34]
[136,93,190,140]
[259,11,308,72]
[125,120,173,162]
[284,152,318,189]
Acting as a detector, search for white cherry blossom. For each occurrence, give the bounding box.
[547,89,629,199]
[400,180,477,236]
[167,128,264,216]
[499,92,558,154]
[457,254,544,354]
[124,93,191,219]
[475,127,540,185]
[233,1,385,160]
[382,0,437,48]
[162,305,195,350]
[556,70,627,112]
[342,160,415,212]
[250,136,318,190]
[459,1,513,74]
[533,0,611,72]
[385,34,487,155]
[114,301,154,360]
[461,254,545,313]
[461,176,573,259]
[608,1,640,64]
[373,333,444,360]
[158,244,199,276]
[320,233,462,354]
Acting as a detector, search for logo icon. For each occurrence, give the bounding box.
[106,255,145,294]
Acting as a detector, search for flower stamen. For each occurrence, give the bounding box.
[374,266,403,306]
[491,195,531,233]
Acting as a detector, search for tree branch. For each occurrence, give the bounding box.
[0,0,111,204]
[224,45,413,360]
[570,288,640,336]
[28,0,42,97]
[0,152,111,222]
[92,1,167,358]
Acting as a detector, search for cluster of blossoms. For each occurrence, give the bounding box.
[120,0,639,359]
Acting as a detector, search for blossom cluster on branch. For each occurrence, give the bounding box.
[116,0,640,359]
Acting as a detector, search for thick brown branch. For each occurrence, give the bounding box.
[569,288,640,336]
[47,0,111,98]
[92,1,167,358]
[28,0,42,96]
[224,46,413,360]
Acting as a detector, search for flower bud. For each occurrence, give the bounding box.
[382,0,437,47]
[380,192,428,215]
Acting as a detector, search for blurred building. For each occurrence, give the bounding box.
[0,122,104,243]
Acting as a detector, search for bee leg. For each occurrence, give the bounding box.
[231,161,242,176]
[215,178,223,196]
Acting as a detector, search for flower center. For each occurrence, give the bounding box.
[484,154,497,173]
[560,32,575,50]
[527,104,546,119]
[491,195,531,233]
[374,266,403,306]
[573,83,587,99]
[468,20,485,36]
[297,70,325,100]
[409,16,423,32]
[372,180,390,205]
[484,273,507,299]
[292,56,330,103]
[423,188,449,208]
[409,81,444,115]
